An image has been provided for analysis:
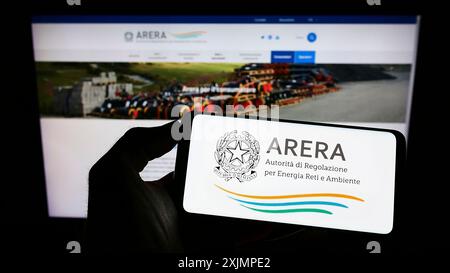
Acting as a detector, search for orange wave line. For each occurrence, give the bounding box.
[215,184,364,202]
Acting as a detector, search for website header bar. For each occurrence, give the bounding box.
[32,19,419,64]
[32,15,418,24]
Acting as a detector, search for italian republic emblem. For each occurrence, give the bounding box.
[214,130,260,182]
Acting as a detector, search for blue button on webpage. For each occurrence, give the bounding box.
[271,51,295,63]
[294,51,315,64]
[307,32,317,43]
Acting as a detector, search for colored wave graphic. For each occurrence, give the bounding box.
[171,31,207,39]
[215,184,364,215]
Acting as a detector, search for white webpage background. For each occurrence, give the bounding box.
[40,118,174,218]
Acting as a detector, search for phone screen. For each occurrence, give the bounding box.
[180,114,405,234]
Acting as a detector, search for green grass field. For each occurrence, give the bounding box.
[36,63,95,114]
[123,63,241,93]
[130,63,240,82]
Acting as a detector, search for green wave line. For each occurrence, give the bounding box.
[240,205,333,215]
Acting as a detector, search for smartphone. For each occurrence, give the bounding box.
[175,114,405,235]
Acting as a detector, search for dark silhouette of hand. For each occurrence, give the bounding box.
[86,119,310,254]
[86,121,183,254]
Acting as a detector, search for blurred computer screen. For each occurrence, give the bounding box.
[31,15,419,218]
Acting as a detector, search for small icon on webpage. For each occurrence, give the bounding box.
[261,35,280,40]
[124,32,134,42]
[307,32,317,43]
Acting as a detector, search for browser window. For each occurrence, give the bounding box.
[31,15,419,218]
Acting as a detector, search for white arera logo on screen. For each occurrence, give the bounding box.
[214,130,260,182]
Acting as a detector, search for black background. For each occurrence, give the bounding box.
[3,0,446,262]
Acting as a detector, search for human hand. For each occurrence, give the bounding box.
[86,121,183,254]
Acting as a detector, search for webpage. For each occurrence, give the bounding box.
[32,16,419,217]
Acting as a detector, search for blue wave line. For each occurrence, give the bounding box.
[229,196,348,208]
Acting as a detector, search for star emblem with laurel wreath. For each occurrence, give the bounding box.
[214,130,260,182]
